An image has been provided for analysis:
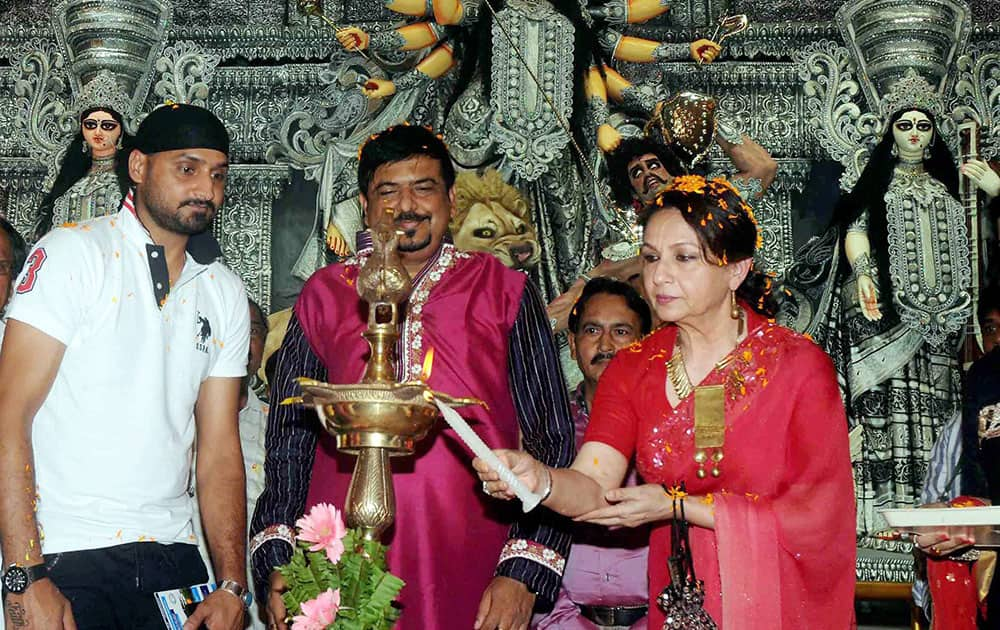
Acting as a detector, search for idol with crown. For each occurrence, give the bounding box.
[31,70,137,239]
[789,0,1000,547]
[13,0,222,242]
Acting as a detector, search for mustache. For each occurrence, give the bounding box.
[642,174,667,193]
[394,212,430,224]
[180,199,216,213]
[591,351,616,365]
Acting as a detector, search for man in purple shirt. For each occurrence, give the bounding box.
[536,277,653,629]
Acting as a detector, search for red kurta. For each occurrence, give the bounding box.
[585,309,856,629]
[296,246,526,629]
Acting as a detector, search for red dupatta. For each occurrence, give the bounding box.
[587,309,857,629]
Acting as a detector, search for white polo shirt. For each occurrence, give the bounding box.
[6,195,250,554]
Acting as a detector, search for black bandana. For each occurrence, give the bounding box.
[133,103,229,156]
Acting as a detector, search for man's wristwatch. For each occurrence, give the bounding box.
[2,562,48,596]
[218,579,253,609]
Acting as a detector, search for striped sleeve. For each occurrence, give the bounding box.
[495,280,575,606]
[248,312,325,604]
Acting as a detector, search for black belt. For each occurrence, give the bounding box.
[578,604,648,627]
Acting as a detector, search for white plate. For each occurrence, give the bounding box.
[882,506,1000,528]
[881,506,1000,546]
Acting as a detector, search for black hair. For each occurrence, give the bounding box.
[979,285,1000,324]
[248,298,267,333]
[568,276,652,336]
[0,217,27,278]
[642,178,780,317]
[34,107,133,240]
[444,0,610,172]
[830,108,959,314]
[606,137,687,208]
[357,125,456,195]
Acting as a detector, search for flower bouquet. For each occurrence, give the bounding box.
[278,503,405,629]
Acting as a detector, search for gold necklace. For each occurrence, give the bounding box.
[666,343,737,479]
[665,345,734,400]
[665,347,695,400]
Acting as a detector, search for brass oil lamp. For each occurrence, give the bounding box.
[286,211,482,540]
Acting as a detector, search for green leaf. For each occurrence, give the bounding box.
[275,526,404,629]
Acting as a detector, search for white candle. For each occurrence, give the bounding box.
[431,397,543,512]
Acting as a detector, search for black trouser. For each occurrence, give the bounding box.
[44,542,208,630]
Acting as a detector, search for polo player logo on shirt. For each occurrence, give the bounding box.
[195,313,211,354]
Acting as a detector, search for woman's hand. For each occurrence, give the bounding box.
[573,483,672,527]
[962,159,1000,198]
[360,78,396,98]
[689,39,721,63]
[336,27,370,51]
[856,274,882,321]
[912,530,975,558]
[473,449,545,500]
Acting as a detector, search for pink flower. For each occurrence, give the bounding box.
[295,502,347,563]
[291,588,341,630]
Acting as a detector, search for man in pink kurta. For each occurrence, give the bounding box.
[249,126,575,630]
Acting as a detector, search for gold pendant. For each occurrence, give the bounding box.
[694,385,725,478]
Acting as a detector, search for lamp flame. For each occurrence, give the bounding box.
[421,348,435,382]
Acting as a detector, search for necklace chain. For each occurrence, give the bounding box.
[665,344,734,400]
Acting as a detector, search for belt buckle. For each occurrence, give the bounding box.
[579,603,648,627]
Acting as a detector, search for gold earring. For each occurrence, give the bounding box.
[730,290,739,320]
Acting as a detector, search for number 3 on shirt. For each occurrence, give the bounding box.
[16,248,47,294]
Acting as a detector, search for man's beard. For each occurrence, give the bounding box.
[394,211,432,252]
[142,189,216,236]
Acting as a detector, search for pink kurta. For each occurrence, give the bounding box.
[585,310,856,629]
[296,246,526,629]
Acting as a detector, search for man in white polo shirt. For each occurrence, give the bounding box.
[0,104,251,629]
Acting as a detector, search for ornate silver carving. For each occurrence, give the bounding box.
[488,0,574,181]
[588,0,628,28]
[214,165,289,314]
[73,69,133,119]
[953,47,1000,161]
[796,40,883,187]
[883,169,973,347]
[51,0,173,116]
[597,28,621,58]
[879,69,945,119]
[209,65,294,163]
[369,29,407,53]
[620,82,660,114]
[835,0,971,117]
[266,54,417,186]
[394,68,431,91]
[652,41,690,62]
[443,78,495,168]
[707,159,808,281]
[13,38,72,174]
[153,40,221,109]
[0,159,47,241]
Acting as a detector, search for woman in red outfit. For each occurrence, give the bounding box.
[476,176,856,629]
